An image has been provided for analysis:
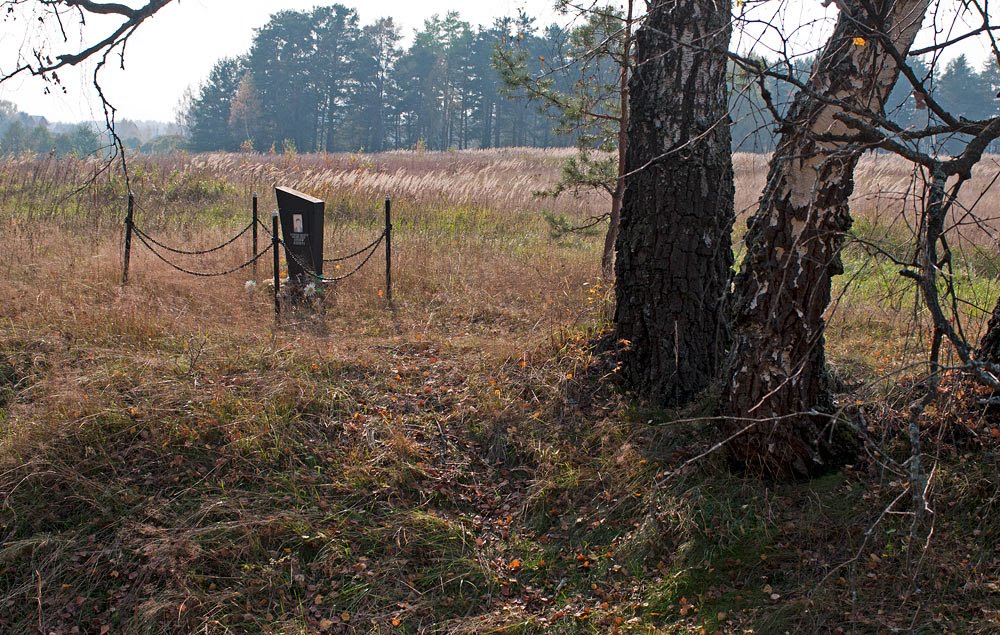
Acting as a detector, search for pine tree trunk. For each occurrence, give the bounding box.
[723,0,930,479]
[614,0,734,406]
[600,0,633,281]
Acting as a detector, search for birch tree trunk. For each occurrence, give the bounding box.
[614,0,734,406]
[723,0,930,478]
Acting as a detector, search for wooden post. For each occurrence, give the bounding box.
[122,192,134,286]
[252,193,259,283]
[385,196,392,305]
[272,209,281,320]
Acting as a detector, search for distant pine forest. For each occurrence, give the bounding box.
[3,4,999,156]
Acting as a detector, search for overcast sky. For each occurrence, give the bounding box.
[0,0,555,124]
[0,0,993,125]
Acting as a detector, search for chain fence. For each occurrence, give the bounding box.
[123,193,393,317]
[324,231,386,263]
[132,221,255,256]
[278,231,385,283]
[255,217,386,284]
[133,229,273,277]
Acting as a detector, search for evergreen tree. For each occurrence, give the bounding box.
[26,124,53,153]
[935,55,993,154]
[189,56,246,151]
[352,18,401,152]
[495,2,638,276]
[392,20,443,149]
[310,5,364,151]
[938,55,988,118]
[54,124,100,156]
[884,57,932,134]
[178,5,1000,157]
[248,10,322,152]
[1,120,28,153]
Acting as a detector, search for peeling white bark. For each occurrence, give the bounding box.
[724,0,932,477]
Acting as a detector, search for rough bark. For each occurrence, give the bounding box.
[614,0,734,406]
[723,0,930,478]
[978,297,1000,365]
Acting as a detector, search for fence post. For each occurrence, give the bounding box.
[272,209,281,320]
[385,196,392,306]
[252,193,259,283]
[122,192,134,286]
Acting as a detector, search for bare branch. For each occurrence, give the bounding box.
[0,0,173,81]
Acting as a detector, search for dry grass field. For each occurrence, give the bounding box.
[0,149,998,634]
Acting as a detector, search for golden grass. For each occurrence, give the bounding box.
[2,149,998,405]
[1,148,998,432]
[0,149,997,634]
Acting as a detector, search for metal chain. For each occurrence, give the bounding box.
[134,231,273,278]
[259,218,383,266]
[278,234,384,283]
[132,221,255,256]
[325,231,386,263]
[126,198,385,284]
[322,234,385,281]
